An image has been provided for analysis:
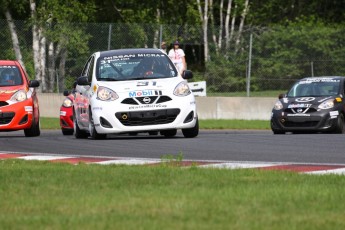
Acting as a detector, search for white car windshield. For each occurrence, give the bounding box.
[96,53,178,81]
[287,78,340,97]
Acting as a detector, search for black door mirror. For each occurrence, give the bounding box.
[77,76,90,86]
[182,70,193,79]
[29,80,40,88]
[278,93,286,99]
[63,90,70,96]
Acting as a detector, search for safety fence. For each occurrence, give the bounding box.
[1,20,345,96]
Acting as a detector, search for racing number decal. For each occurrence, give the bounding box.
[137,81,157,87]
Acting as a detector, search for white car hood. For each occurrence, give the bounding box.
[96,77,184,94]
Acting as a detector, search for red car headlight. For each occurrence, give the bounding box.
[10,90,27,102]
[62,97,73,107]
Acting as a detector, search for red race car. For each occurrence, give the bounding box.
[0,60,40,137]
[60,90,74,135]
[59,85,90,136]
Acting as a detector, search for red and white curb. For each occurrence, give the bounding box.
[1,152,345,175]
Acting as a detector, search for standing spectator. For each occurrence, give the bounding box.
[160,41,167,54]
[168,40,186,74]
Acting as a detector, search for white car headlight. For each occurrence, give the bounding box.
[273,100,283,110]
[97,86,118,101]
[62,97,73,107]
[10,90,27,102]
[173,81,191,96]
[318,99,334,109]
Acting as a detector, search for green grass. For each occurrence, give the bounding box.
[42,117,270,130]
[41,117,61,129]
[1,159,345,230]
[207,90,283,97]
[199,119,270,130]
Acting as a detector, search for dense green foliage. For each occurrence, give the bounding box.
[205,21,345,93]
[1,1,345,93]
[3,1,345,25]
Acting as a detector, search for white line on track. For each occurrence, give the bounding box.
[2,151,345,175]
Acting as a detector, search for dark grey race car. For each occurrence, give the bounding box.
[271,76,345,134]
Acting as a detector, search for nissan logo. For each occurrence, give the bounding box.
[143,97,151,104]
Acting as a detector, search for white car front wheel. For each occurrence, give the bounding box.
[88,111,107,140]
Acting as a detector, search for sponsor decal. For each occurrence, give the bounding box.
[288,103,312,108]
[101,54,164,62]
[129,90,153,97]
[295,97,315,102]
[137,54,165,57]
[287,114,311,117]
[128,104,167,110]
[93,85,97,92]
[299,78,340,84]
[60,111,67,116]
[93,107,103,111]
[24,106,33,112]
[129,90,162,97]
[330,111,339,116]
[102,54,135,62]
[0,90,17,94]
[0,66,17,70]
[283,98,289,103]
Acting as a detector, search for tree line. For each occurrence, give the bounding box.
[1,0,344,93]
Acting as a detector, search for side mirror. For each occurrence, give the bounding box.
[29,80,40,88]
[278,93,286,99]
[182,70,193,79]
[63,90,70,96]
[77,76,90,86]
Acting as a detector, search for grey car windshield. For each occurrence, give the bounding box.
[97,53,178,81]
[287,79,340,97]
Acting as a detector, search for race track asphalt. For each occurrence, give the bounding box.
[1,129,344,165]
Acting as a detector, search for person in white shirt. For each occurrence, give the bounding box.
[168,40,186,75]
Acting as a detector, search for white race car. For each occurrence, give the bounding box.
[73,48,199,139]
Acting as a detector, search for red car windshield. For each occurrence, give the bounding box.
[0,66,23,86]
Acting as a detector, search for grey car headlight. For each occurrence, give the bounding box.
[97,86,118,101]
[318,99,334,110]
[273,100,283,110]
